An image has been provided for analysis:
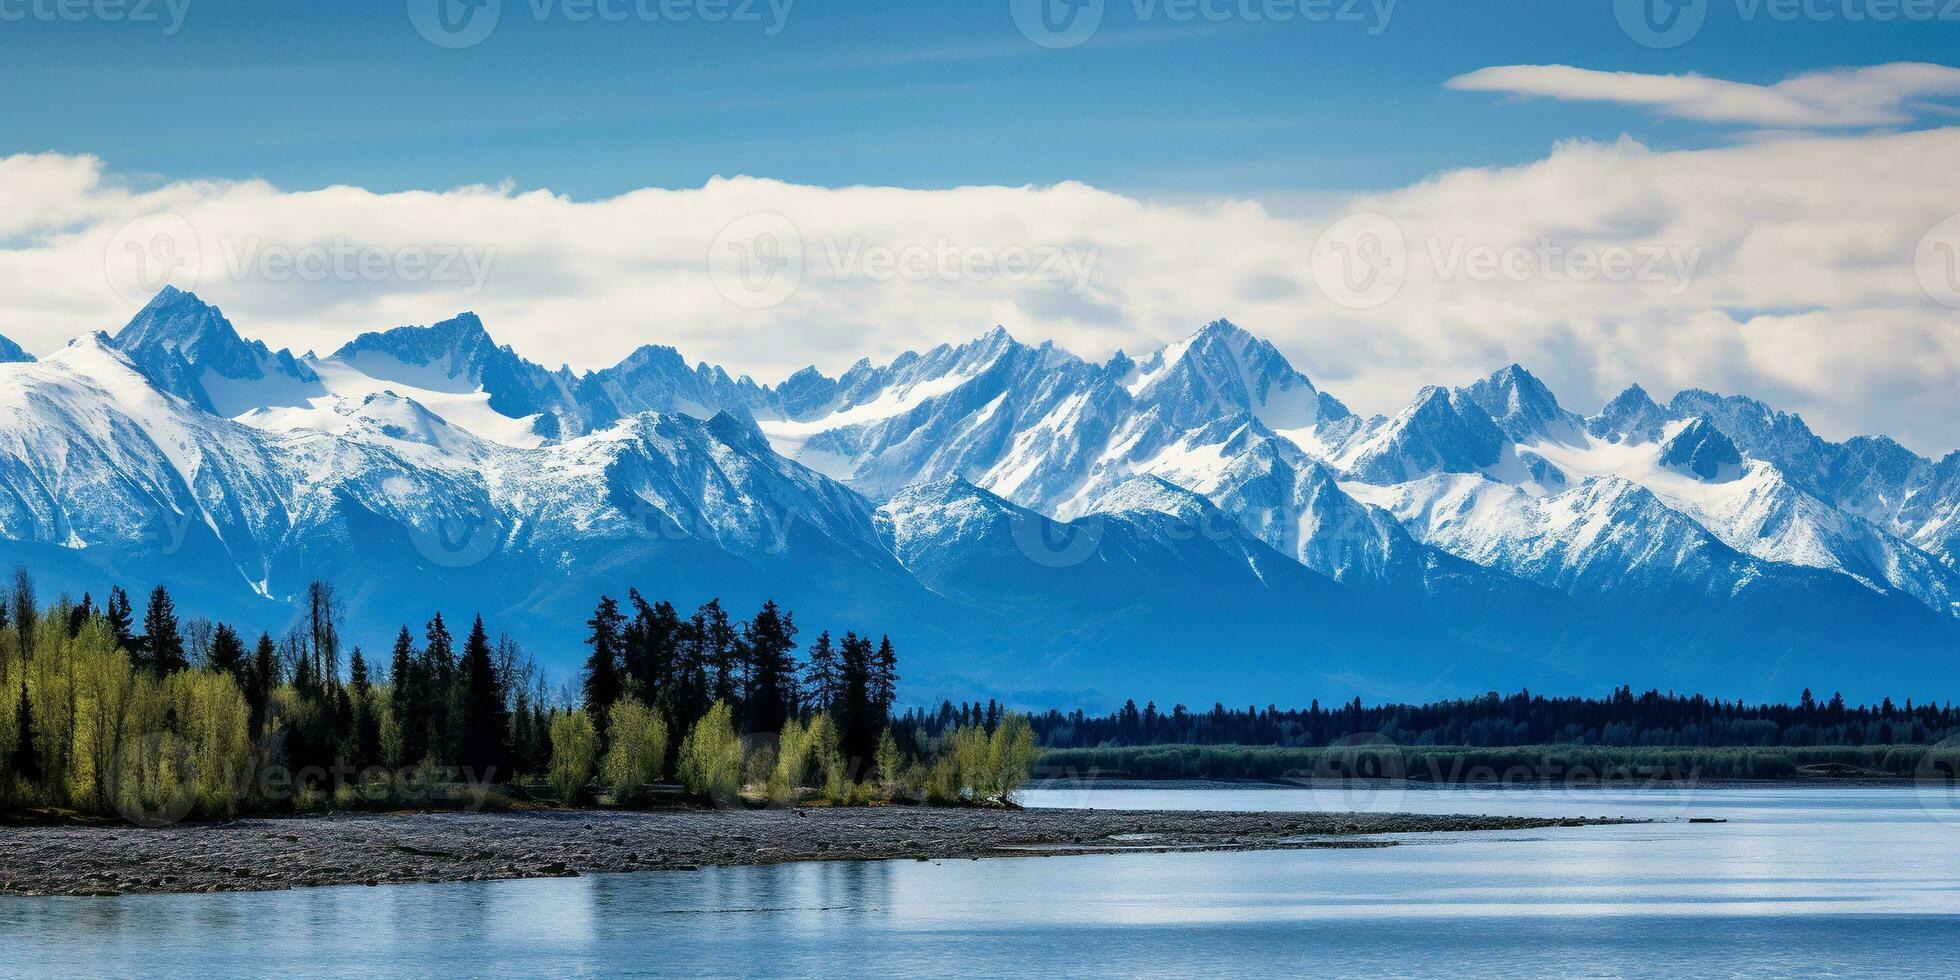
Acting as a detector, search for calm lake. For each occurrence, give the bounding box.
[7,786,1960,977]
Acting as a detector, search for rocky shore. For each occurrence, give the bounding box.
[0,807,1633,897]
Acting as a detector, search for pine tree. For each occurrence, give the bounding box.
[456,615,510,781]
[699,599,741,709]
[347,647,383,771]
[803,631,838,716]
[510,688,535,778]
[423,614,456,764]
[387,626,426,767]
[583,597,625,739]
[247,632,278,737]
[9,680,41,785]
[208,623,247,682]
[141,585,186,674]
[873,635,898,720]
[836,632,878,778]
[104,586,136,656]
[743,600,799,734]
[65,591,93,638]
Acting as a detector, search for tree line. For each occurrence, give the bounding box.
[990,687,1960,751]
[0,569,1034,823]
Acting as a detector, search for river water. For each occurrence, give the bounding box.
[6,786,1959,977]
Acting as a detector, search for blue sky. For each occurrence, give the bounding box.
[2,0,1956,199]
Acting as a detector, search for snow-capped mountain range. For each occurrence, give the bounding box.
[2,285,1955,706]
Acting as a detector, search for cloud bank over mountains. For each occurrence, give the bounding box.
[1,85,1956,455]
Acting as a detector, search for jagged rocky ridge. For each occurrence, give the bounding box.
[0,288,1955,705]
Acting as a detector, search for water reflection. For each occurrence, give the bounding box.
[5,789,1959,978]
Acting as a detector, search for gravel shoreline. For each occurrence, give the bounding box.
[0,807,1634,897]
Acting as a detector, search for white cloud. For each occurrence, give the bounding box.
[1446,62,1960,128]
[1,125,1958,456]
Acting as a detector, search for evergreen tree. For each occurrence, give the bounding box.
[671,605,712,729]
[104,586,136,656]
[348,647,383,771]
[208,623,247,682]
[836,632,879,779]
[873,635,899,719]
[141,584,186,674]
[9,681,41,784]
[743,600,799,734]
[803,631,838,716]
[622,589,679,709]
[510,688,536,778]
[423,614,456,764]
[387,626,426,767]
[247,631,278,737]
[66,591,94,638]
[583,597,625,739]
[699,599,741,708]
[456,615,510,781]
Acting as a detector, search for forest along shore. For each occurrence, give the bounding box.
[0,808,1636,897]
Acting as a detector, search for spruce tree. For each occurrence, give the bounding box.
[141,585,186,674]
[873,635,898,721]
[208,623,247,682]
[803,631,838,716]
[247,632,278,737]
[9,681,41,785]
[348,647,382,771]
[836,632,878,778]
[583,597,625,739]
[388,626,426,766]
[699,599,741,708]
[743,600,799,735]
[423,614,456,764]
[456,615,510,781]
[65,591,93,638]
[104,586,136,656]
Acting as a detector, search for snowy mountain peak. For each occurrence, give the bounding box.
[112,287,318,413]
[330,312,498,380]
[1125,318,1346,431]
[1459,363,1584,444]
[1343,385,1506,485]
[1658,416,1744,481]
[1588,383,1670,444]
[1089,474,1214,521]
